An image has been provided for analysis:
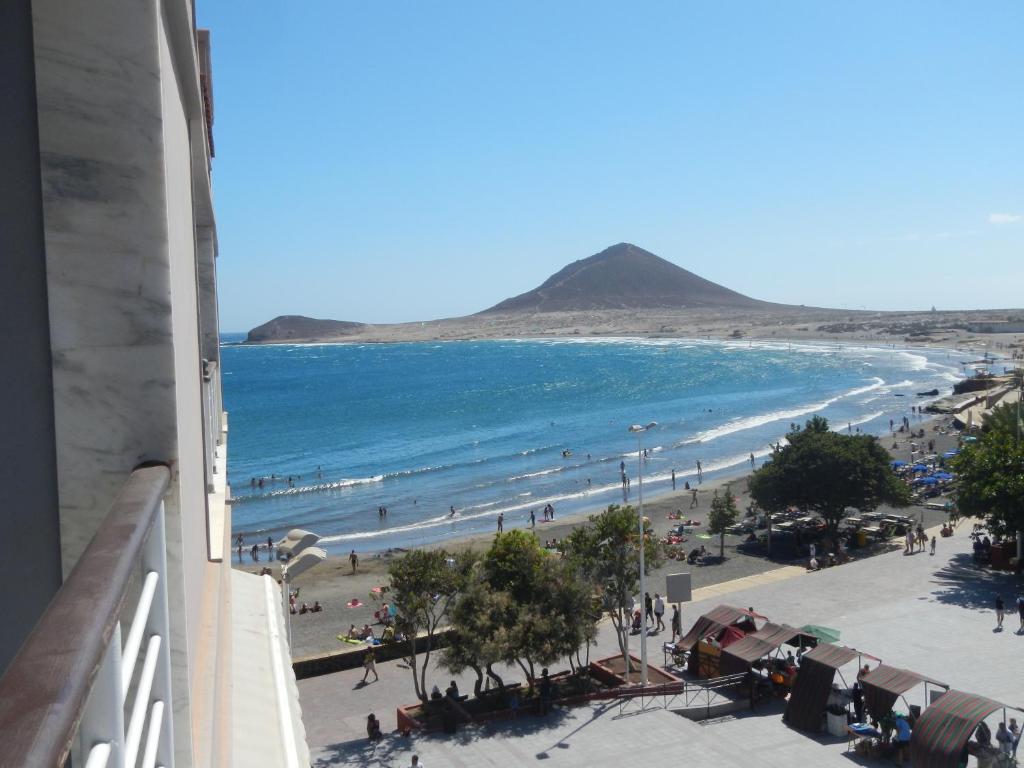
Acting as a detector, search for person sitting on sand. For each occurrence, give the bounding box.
[311,601,323,612]
[299,602,309,614]
[381,625,395,644]
[347,624,359,640]
[359,624,375,640]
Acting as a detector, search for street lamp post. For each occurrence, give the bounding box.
[628,421,657,686]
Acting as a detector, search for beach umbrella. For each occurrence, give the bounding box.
[943,450,959,458]
[933,472,954,480]
[891,460,907,468]
[963,436,978,443]
[800,624,841,644]
[912,464,929,472]
[916,477,939,486]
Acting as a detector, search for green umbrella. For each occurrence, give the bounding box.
[800,624,841,644]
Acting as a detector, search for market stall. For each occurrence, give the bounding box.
[861,664,948,723]
[909,690,1015,768]
[785,643,876,733]
[675,605,761,678]
[718,622,814,677]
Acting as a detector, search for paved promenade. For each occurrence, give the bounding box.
[299,522,1023,766]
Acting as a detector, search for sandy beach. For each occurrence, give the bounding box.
[235,411,965,658]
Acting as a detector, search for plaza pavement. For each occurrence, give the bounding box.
[298,522,1024,766]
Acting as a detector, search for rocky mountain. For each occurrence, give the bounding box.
[245,315,365,342]
[481,243,773,314]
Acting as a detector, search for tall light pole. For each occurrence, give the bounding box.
[629,422,657,686]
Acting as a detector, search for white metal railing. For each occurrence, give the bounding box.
[0,466,173,768]
[74,499,175,768]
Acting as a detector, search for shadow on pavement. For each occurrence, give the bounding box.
[311,707,576,766]
[927,552,1022,613]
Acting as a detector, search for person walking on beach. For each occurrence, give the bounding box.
[250,543,259,562]
[362,647,378,683]
[349,549,359,574]
[497,512,504,533]
[654,593,665,632]
[671,469,676,490]
[690,488,699,509]
[1017,593,1024,632]
[749,453,755,468]
[696,460,703,483]
[267,535,273,560]
[529,509,536,529]
[995,594,1005,629]
[671,604,681,642]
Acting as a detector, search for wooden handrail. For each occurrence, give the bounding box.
[0,464,170,768]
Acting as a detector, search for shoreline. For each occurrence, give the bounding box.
[239,412,963,657]
[227,335,983,555]
[230,306,1024,353]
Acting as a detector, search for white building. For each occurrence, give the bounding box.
[0,1,308,765]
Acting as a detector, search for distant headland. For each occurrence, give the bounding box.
[243,243,1024,348]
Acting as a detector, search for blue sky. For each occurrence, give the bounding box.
[197,1,1023,330]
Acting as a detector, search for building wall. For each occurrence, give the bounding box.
[0,0,63,676]
[31,0,220,763]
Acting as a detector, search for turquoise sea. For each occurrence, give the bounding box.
[222,336,964,553]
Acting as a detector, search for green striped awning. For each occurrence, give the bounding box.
[910,690,1004,768]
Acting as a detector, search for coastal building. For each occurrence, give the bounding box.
[0,1,308,766]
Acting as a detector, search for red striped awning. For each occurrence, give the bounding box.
[911,690,1004,768]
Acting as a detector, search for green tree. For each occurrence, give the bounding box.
[982,401,1024,440]
[442,565,512,695]
[953,430,1024,546]
[388,549,474,703]
[749,416,910,543]
[563,505,663,677]
[707,485,740,558]
[443,531,598,694]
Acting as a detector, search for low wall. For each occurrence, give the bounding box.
[292,628,453,680]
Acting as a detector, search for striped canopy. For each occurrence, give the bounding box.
[910,690,1004,768]
[862,664,948,720]
[676,605,753,652]
[719,623,808,675]
[785,644,860,731]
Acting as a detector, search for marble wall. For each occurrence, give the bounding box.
[32,0,220,763]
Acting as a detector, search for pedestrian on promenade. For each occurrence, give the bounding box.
[644,592,654,628]
[366,713,382,740]
[1017,594,1024,632]
[995,594,1005,630]
[654,594,665,632]
[670,604,681,642]
[362,647,378,683]
[930,536,936,556]
[538,668,552,716]
[349,549,359,573]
